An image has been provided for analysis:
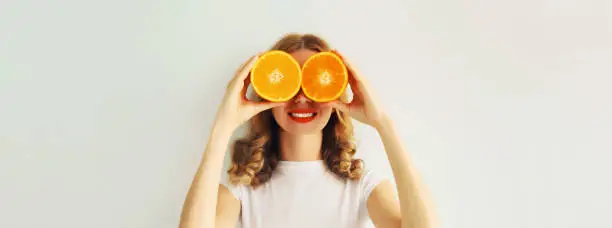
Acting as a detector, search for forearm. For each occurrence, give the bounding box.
[376,116,436,228]
[179,124,233,228]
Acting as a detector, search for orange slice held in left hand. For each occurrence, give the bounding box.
[301,52,349,102]
[250,51,302,102]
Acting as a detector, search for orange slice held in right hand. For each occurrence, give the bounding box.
[301,52,349,102]
[250,51,302,102]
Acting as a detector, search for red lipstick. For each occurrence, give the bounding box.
[288,108,317,123]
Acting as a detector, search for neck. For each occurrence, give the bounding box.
[279,130,323,161]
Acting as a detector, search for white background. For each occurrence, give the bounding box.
[1,0,611,227]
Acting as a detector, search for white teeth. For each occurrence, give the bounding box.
[290,113,314,118]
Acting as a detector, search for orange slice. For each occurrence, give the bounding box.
[301,52,348,102]
[250,51,302,102]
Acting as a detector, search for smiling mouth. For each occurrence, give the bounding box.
[288,109,318,123]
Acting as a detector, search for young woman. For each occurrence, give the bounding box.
[179,34,436,228]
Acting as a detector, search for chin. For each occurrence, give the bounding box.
[272,106,333,134]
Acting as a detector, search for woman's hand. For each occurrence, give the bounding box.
[329,52,436,228]
[330,50,388,129]
[214,54,286,132]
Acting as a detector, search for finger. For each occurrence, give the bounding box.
[329,100,350,113]
[332,50,356,76]
[331,49,345,60]
[236,55,259,81]
[227,54,260,94]
[330,50,357,91]
[241,77,251,101]
[331,50,377,107]
[347,70,360,94]
[332,50,365,90]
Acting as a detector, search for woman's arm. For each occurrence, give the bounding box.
[178,54,283,228]
[328,50,437,228]
[179,126,237,228]
[367,116,437,228]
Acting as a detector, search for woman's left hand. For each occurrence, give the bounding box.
[330,50,388,129]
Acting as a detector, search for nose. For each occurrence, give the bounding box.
[292,90,312,104]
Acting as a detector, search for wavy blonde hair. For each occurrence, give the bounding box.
[227,33,363,187]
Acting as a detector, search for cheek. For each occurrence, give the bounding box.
[272,107,287,122]
[317,107,334,121]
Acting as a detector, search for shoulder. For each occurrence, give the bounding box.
[358,169,388,198]
[346,168,391,207]
[349,168,395,223]
[216,182,242,227]
[220,176,245,201]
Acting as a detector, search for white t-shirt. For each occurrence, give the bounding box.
[222,160,386,228]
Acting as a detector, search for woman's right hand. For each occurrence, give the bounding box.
[213,54,285,133]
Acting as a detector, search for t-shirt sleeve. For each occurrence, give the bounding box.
[220,174,242,201]
[358,169,390,224]
[219,174,243,225]
[360,169,388,205]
